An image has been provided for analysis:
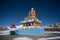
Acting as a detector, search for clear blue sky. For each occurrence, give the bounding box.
[0,0,60,26]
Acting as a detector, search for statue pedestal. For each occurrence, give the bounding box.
[15,28,44,35]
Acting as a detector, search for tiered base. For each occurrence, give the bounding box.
[14,28,44,35]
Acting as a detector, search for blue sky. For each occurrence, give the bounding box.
[0,0,60,26]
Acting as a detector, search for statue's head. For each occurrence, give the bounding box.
[31,8,34,10]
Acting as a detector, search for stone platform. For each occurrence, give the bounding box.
[14,28,44,35]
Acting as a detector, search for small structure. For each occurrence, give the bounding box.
[10,24,17,35]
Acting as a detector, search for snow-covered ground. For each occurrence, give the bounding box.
[45,31,60,33]
[38,36,60,40]
[0,30,60,40]
[0,30,10,35]
[13,37,32,40]
[13,36,60,40]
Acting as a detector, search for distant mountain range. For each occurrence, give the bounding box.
[49,23,60,28]
[0,26,8,31]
